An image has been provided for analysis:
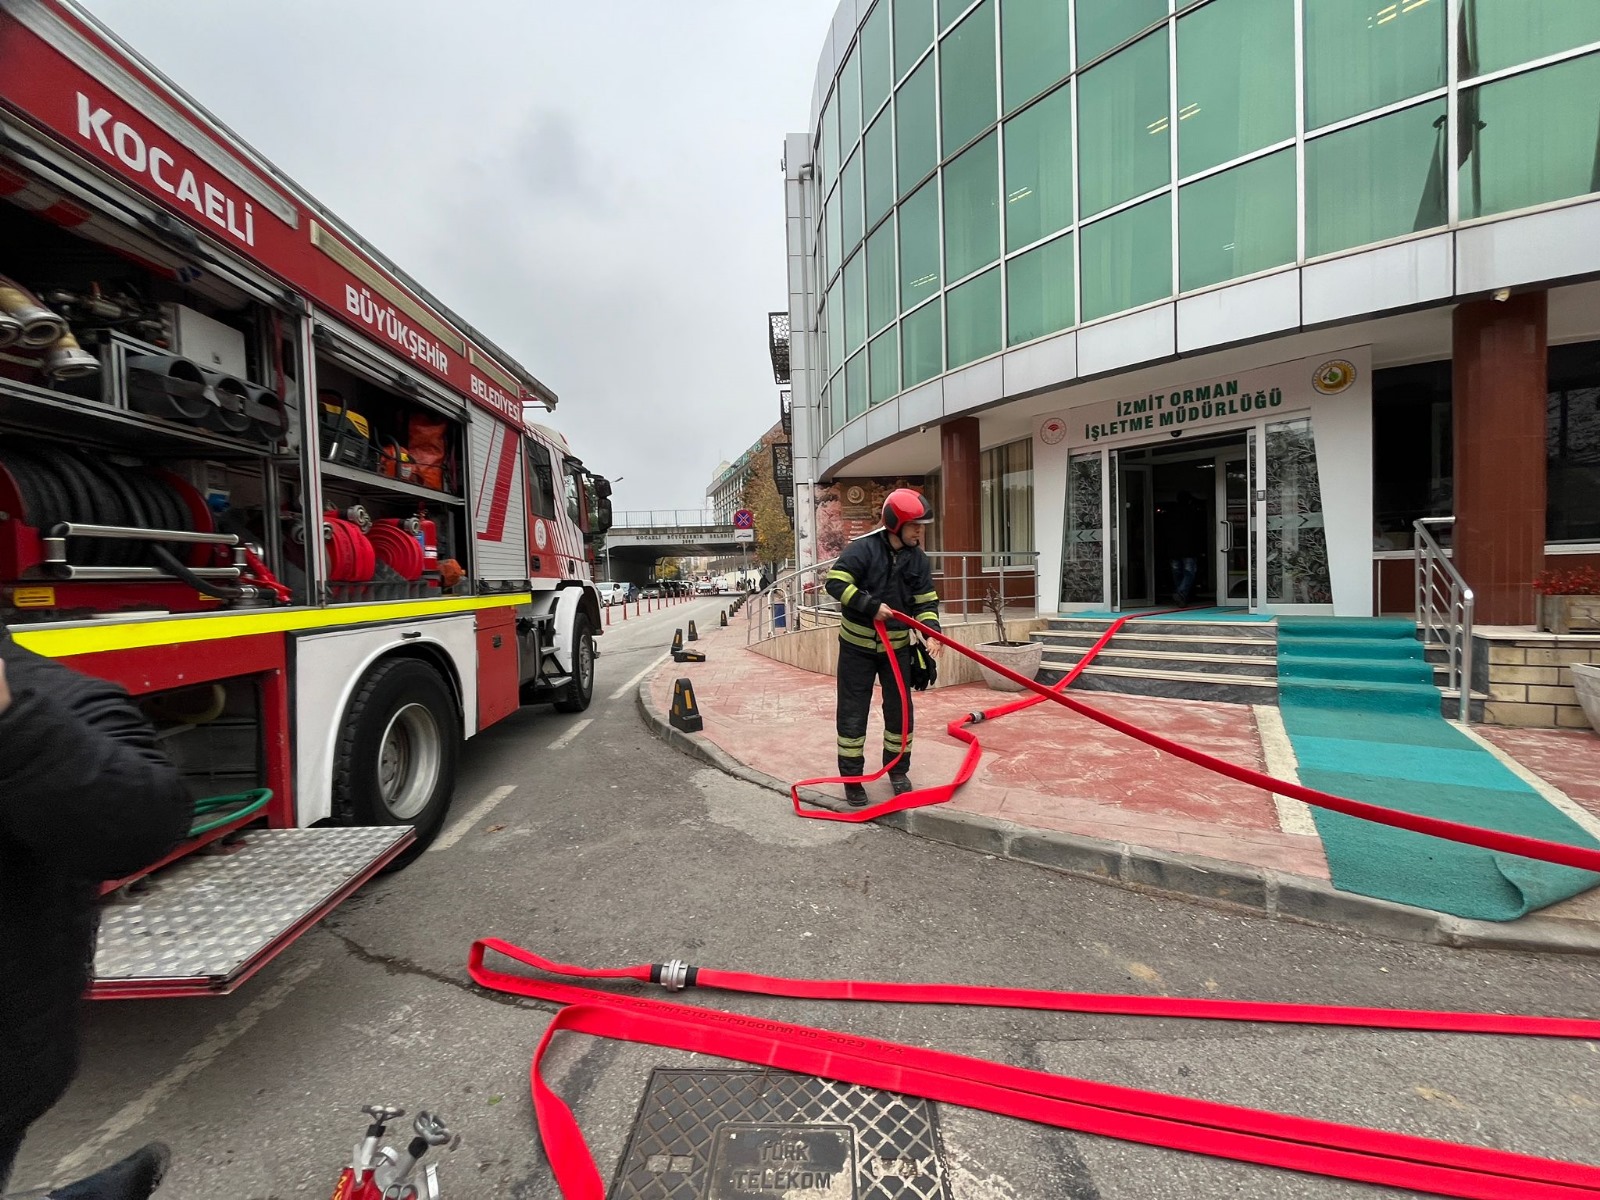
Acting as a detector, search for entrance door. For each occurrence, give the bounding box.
[1118,462,1154,608]
[1216,447,1251,607]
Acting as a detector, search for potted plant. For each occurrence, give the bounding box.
[1532,565,1600,635]
[975,585,1043,692]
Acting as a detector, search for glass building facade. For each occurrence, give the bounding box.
[811,0,1600,443]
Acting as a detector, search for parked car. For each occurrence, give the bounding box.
[596,581,627,606]
[695,579,716,595]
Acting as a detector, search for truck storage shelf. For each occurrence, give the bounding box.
[91,825,414,998]
[0,378,273,461]
[320,459,466,506]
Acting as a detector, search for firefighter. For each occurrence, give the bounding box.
[0,625,189,1196]
[824,489,941,806]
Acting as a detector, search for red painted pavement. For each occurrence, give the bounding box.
[649,620,1329,880]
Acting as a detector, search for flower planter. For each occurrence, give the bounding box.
[1574,664,1600,735]
[976,640,1044,692]
[1537,594,1600,636]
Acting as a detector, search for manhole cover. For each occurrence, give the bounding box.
[607,1068,951,1200]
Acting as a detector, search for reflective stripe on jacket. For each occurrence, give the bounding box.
[823,529,940,653]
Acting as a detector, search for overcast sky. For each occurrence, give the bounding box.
[79,0,836,514]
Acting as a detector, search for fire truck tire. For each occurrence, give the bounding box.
[553,614,595,713]
[332,657,460,854]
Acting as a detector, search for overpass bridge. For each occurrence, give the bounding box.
[601,510,751,580]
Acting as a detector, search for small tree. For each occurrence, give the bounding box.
[981,585,1025,646]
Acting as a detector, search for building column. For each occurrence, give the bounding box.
[1452,291,1547,626]
[940,418,982,615]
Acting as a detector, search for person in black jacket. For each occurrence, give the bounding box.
[823,489,940,806]
[0,626,190,1194]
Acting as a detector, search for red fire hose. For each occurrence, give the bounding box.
[792,613,1600,876]
[468,938,1600,1200]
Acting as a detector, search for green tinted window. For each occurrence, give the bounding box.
[1001,0,1072,112]
[867,219,898,334]
[1004,84,1073,251]
[862,2,894,117]
[822,90,840,186]
[842,149,864,254]
[1006,232,1074,346]
[1304,0,1445,129]
[896,59,939,195]
[1078,30,1170,217]
[1176,0,1294,177]
[827,277,845,375]
[870,325,901,405]
[940,0,972,30]
[826,192,843,281]
[821,378,834,441]
[902,299,944,386]
[840,47,862,151]
[1076,0,1166,64]
[1306,100,1445,257]
[846,349,868,421]
[899,178,942,311]
[940,0,997,153]
[1179,149,1295,291]
[944,132,1000,281]
[845,250,867,354]
[946,267,1002,367]
[1081,193,1171,321]
[1462,0,1600,77]
[895,0,935,79]
[1461,54,1600,219]
[865,111,896,225]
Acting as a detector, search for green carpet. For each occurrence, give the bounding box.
[1277,617,1600,921]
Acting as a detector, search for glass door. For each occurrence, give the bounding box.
[1216,447,1250,607]
[1119,462,1154,607]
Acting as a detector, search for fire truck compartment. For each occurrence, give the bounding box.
[92,825,412,998]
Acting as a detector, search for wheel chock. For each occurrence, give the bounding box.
[687,620,699,642]
[673,648,706,663]
[671,628,684,654]
[669,677,704,732]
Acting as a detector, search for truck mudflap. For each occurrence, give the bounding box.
[91,826,414,999]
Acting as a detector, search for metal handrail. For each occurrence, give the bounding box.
[745,550,1041,645]
[1414,517,1476,722]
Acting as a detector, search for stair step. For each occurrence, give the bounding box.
[1047,618,1275,640]
[1277,635,1425,661]
[1042,648,1276,677]
[1034,630,1277,655]
[1039,663,1278,698]
[1278,655,1433,683]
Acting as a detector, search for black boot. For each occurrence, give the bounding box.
[839,759,868,807]
[889,774,914,796]
[14,1143,172,1200]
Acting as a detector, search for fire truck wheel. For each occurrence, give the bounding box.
[333,657,459,851]
[553,614,595,713]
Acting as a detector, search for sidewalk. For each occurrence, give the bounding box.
[642,617,1600,953]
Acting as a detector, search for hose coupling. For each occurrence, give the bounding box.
[656,959,691,991]
[968,712,987,725]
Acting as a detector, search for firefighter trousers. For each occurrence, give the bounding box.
[836,642,914,777]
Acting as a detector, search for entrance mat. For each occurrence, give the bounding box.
[1277,618,1600,920]
[608,1068,950,1200]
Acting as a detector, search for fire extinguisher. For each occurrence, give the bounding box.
[417,515,439,573]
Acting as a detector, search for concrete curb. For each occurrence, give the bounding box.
[637,679,1600,956]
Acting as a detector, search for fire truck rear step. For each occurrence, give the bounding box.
[92,826,414,999]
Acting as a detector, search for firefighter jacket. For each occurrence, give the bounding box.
[824,529,941,653]
[0,633,190,1153]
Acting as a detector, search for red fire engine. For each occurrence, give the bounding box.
[0,0,612,998]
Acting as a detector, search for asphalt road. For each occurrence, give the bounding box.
[11,594,1600,1199]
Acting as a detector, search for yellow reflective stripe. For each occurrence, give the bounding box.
[837,735,867,747]
[826,569,855,582]
[839,584,860,607]
[841,620,909,644]
[912,590,939,604]
[839,625,880,650]
[12,593,531,659]
[915,611,940,624]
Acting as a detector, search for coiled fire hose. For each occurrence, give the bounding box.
[468,939,1600,1200]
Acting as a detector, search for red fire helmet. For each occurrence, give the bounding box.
[882,487,933,534]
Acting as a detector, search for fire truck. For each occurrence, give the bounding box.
[0,0,612,998]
